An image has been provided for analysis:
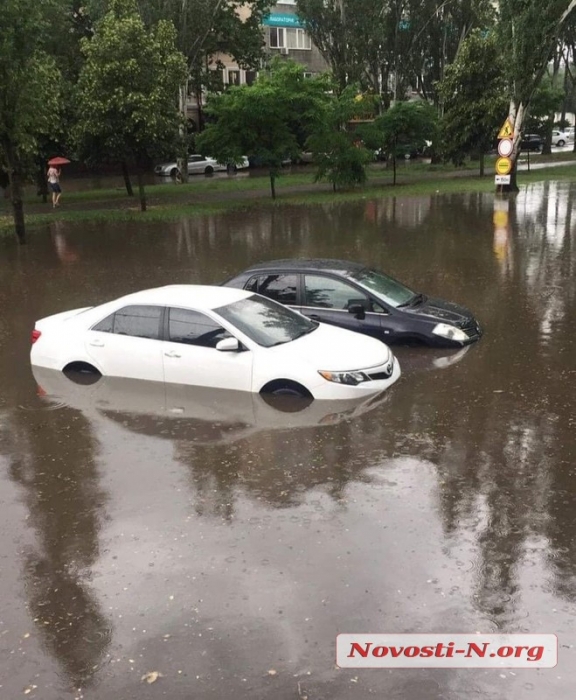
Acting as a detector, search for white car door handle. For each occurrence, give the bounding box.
[89,340,105,347]
[164,351,181,358]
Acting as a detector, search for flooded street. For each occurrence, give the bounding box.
[1,181,575,699]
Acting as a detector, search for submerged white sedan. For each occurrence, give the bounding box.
[30,286,401,400]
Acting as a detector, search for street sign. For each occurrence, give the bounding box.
[495,175,511,185]
[498,118,515,139]
[495,157,512,175]
[498,138,514,157]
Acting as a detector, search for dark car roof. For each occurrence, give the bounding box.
[242,258,368,276]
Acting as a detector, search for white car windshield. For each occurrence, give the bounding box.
[215,295,318,347]
[352,268,415,307]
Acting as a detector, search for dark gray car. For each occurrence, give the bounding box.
[222,259,482,348]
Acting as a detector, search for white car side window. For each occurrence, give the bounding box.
[92,305,162,340]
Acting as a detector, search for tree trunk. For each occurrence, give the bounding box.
[136,167,147,212]
[7,168,26,244]
[479,151,485,177]
[392,155,397,186]
[269,170,276,199]
[121,161,134,196]
[36,164,48,203]
[178,81,189,183]
[500,102,524,193]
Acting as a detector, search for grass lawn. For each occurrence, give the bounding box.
[2,158,576,237]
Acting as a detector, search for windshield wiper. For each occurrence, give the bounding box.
[398,292,425,308]
[291,323,319,340]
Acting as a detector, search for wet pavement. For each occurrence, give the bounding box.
[1,181,575,699]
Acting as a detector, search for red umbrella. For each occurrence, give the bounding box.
[48,157,71,166]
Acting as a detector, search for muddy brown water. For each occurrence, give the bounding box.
[0,181,575,699]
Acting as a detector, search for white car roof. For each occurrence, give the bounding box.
[113,285,252,310]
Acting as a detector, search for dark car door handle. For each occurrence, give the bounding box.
[309,314,321,321]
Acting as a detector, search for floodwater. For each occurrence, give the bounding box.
[1,181,575,699]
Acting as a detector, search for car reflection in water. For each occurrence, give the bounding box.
[394,344,472,373]
[32,367,394,443]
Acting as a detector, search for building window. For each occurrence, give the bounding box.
[269,27,312,50]
[287,28,311,50]
[228,69,241,86]
[269,27,285,48]
[245,70,257,86]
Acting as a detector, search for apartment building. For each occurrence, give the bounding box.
[188,1,327,125]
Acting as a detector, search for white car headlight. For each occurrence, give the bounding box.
[432,323,468,342]
[318,370,369,386]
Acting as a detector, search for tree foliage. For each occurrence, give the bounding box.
[296,0,495,102]
[437,29,508,172]
[139,1,273,113]
[0,0,63,243]
[497,0,576,189]
[197,60,331,198]
[308,89,377,190]
[364,101,438,184]
[74,0,187,210]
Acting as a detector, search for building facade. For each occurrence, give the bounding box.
[187,1,327,124]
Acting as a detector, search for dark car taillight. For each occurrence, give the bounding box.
[31,329,41,344]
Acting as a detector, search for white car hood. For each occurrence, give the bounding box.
[268,322,390,371]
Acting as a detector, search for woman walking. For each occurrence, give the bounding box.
[47,164,62,207]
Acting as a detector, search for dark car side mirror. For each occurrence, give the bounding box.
[347,303,366,320]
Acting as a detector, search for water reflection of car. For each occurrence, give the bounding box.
[32,368,392,443]
[222,259,482,348]
[30,285,400,400]
[394,345,471,373]
[154,154,249,178]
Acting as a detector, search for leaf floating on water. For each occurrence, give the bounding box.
[268,669,277,676]
[141,671,163,684]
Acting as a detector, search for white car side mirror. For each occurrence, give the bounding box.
[216,337,240,352]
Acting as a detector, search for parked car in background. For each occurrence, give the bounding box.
[223,259,482,348]
[551,130,573,147]
[519,134,543,152]
[154,155,249,177]
[30,285,400,400]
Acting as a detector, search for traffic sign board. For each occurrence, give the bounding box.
[498,118,515,139]
[498,138,514,157]
[495,174,511,185]
[495,157,512,175]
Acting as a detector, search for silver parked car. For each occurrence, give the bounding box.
[551,130,574,147]
[154,154,250,177]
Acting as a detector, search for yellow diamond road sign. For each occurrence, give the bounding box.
[495,157,512,175]
[498,118,515,140]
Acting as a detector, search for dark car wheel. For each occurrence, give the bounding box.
[170,167,179,178]
[260,380,313,399]
[63,362,102,385]
[272,386,305,397]
[204,165,214,175]
[557,140,565,147]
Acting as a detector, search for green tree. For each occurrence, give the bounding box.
[437,30,508,175]
[524,78,565,149]
[498,0,576,190]
[296,0,495,103]
[137,0,273,181]
[74,0,187,211]
[0,0,62,244]
[197,60,330,198]
[308,88,376,190]
[365,101,438,185]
